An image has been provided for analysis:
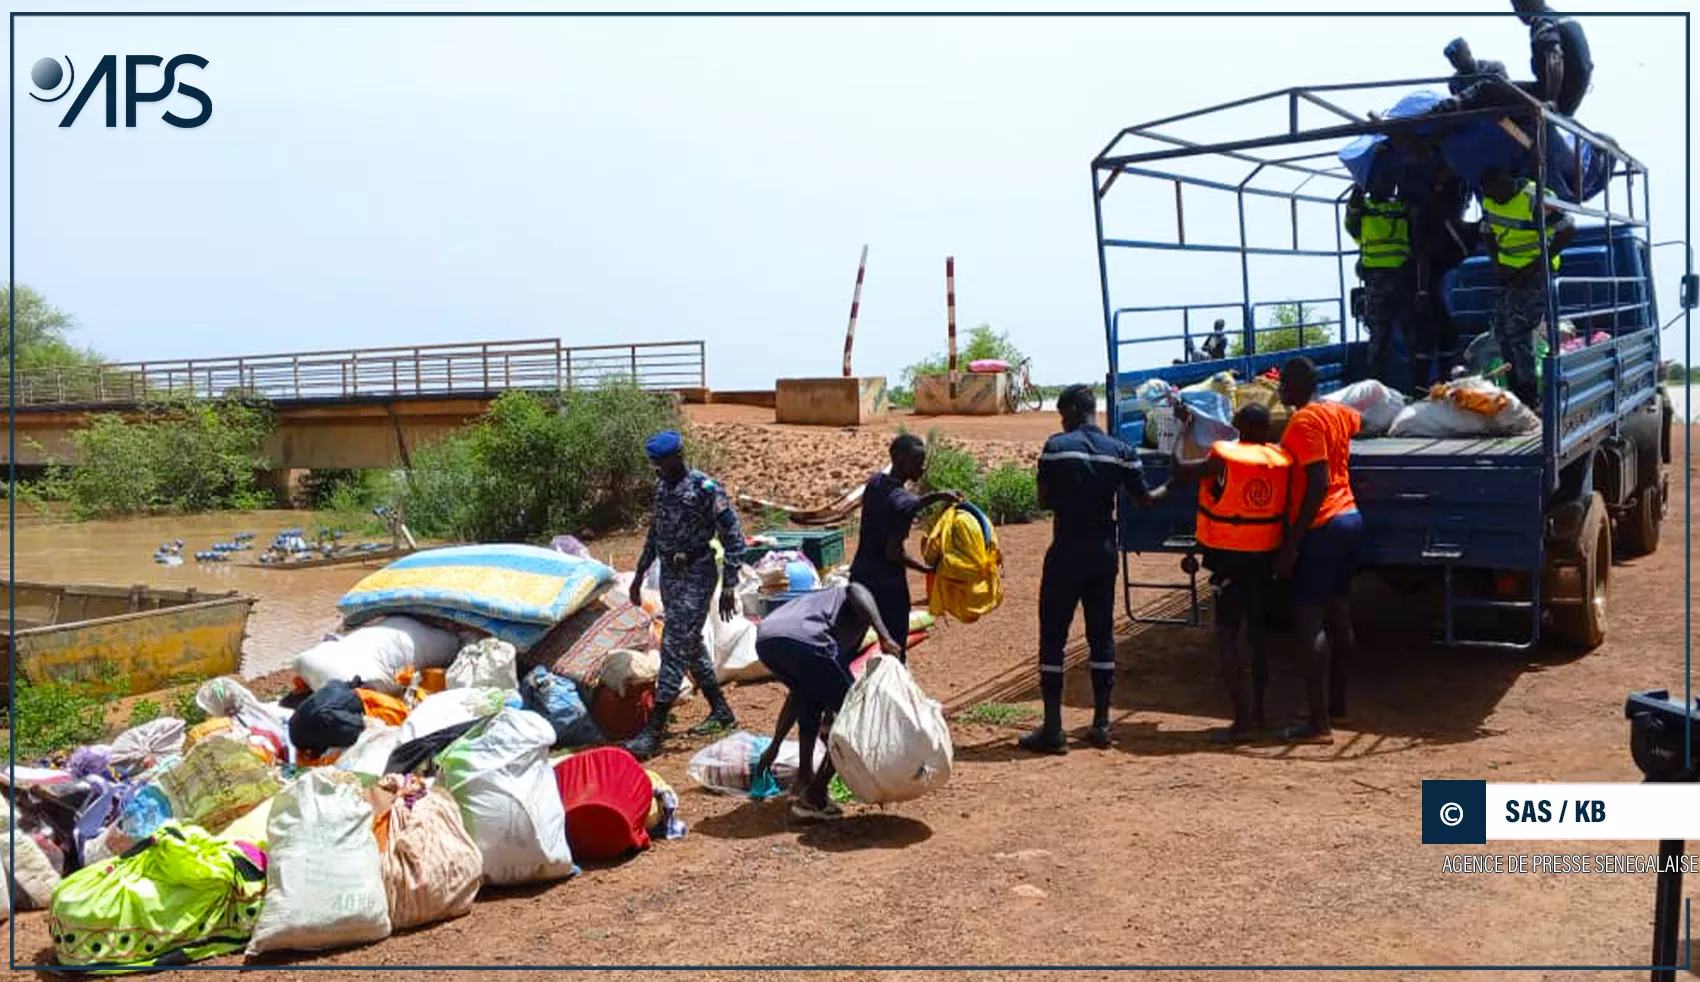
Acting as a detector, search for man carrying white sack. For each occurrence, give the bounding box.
[750,583,903,822]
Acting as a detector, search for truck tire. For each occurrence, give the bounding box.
[1618,390,1670,558]
[1545,491,1610,651]
[1618,481,1663,557]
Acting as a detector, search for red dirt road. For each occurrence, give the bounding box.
[9,424,1697,982]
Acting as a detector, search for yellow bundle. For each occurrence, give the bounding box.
[920,505,1003,624]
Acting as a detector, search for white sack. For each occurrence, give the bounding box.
[827,654,954,805]
[0,811,60,910]
[435,709,575,886]
[394,687,512,746]
[1325,379,1408,437]
[294,616,461,696]
[445,637,519,693]
[246,769,392,955]
[336,723,402,783]
[109,717,186,774]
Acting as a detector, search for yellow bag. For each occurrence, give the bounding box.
[920,505,1003,624]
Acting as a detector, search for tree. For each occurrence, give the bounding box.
[900,324,1025,391]
[1228,301,1334,357]
[0,285,102,370]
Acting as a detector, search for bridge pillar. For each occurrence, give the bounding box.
[257,468,311,509]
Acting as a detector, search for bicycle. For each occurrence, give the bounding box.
[1004,357,1045,413]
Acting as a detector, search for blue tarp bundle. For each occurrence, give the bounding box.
[1337,89,1610,203]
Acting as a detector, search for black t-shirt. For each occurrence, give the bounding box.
[1530,14,1592,116]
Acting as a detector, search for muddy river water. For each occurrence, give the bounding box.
[3,509,384,681]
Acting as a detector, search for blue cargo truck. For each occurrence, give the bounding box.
[1093,79,1695,651]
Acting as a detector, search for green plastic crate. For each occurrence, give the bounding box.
[742,529,845,571]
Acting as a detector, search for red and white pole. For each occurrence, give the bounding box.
[946,256,958,398]
[842,244,868,377]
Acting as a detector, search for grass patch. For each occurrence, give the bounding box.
[126,698,164,729]
[6,663,129,760]
[955,702,1038,727]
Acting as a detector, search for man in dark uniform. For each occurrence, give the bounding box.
[848,434,965,664]
[1406,158,1477,390]
[1436,1,1592,118]
[624,429,747,762]
[1018,384,1162,755]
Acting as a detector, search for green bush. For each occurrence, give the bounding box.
[126,698,163,728]
[309,469,399,535]
[916,430,1045,526]
[48,395,274,519]
[400,381,685,542]
[7,665,127,760]
[901,324,1025,392]
[920,431,985,504]
[171,685,209,728]
[982,461,1043,525]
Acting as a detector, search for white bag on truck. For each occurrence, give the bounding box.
[436,709,576,886]
[247,769,392,955]
[294,616,461,695]
[1324,379,1407,437]
[827,653,954,805]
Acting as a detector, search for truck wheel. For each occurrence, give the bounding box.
[1618,390,1669,559]
[1617,481,1662,558]
[1545,491,1610,651]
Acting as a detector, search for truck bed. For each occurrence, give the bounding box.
[1348,433,1542,461]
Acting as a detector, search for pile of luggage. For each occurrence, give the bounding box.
[11,535,958,970]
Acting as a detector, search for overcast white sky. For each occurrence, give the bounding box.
[5,1,1694,390]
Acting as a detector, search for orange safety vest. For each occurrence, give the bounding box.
[1196,441,1292,553]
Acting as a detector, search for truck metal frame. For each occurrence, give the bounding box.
[1094,76,1691,651]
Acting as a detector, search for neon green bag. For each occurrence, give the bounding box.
[47,822,267,973]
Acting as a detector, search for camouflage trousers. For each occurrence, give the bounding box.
[1361,267,1413,388]
[656,555,720,706]
[1494,276,1545,411]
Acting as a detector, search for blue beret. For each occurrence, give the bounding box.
[645,430,683,460]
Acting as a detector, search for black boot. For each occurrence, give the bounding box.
[1087,673,1114,749]
[1017,673,1067,755]
[688,675,737,736]
[624,702,673,762]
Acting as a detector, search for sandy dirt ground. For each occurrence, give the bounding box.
[684,403,1051,508]
[9,420,1698,982]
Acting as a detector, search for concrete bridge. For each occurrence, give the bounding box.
[5,338,708,471]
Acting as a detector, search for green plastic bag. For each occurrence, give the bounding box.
[47,822,267,973]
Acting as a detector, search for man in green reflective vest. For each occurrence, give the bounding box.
[1478,166,1577,410]
[1344,173,1414,388]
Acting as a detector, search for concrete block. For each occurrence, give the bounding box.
[775,377,889,426]
[711,390,778,409]
[914,372,1007,416]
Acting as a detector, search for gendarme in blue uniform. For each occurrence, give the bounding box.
[637,469,746,705]
[1035,423,1153,699]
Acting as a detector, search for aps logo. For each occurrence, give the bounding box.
[29,54,211,128]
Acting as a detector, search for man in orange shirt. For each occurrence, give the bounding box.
[1276,357,1365,744]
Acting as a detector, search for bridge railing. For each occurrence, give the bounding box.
[3,339,707,408]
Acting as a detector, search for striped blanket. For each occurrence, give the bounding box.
[339,545,614,649]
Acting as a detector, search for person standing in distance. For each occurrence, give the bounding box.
[849,434,966,664]
[1018,384,1162,755]
[625,430,747,761]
